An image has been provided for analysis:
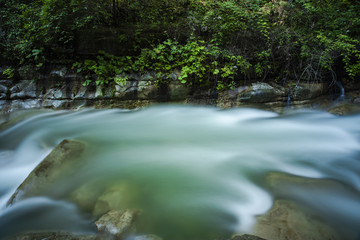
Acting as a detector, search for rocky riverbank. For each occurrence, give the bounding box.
[1,66,360,114]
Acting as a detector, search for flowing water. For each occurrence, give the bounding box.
[0,105,360,239]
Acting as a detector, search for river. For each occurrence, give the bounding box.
[0,105,360,239]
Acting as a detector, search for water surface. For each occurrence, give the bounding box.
[0,106,360,239]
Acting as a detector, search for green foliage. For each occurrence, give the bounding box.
[0,0,110,64]
[73,51,133,86]
[3,67,15,79]
[1,0,360,89]
[136,38,251,89]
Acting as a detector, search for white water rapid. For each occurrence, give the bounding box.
[0,106,360,239]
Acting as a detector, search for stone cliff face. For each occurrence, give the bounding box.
[1,65,359,113]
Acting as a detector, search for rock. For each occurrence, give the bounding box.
[129,234,163,240]
[95,209,140,239]
[10,80,37,99]
[69,182,105,213]
[95,85,104,98]
[43,88,67,100]
[253,200,341,240]
[94,83,114,99]
[6,232,107,240]
[0,100,7,111]
[49,67,68,81]
[137,81,158,100]
[42,99,73,109]
[93,182,139,218]
[114,80,138,99]
[291,83,327,101]
[9,100,41,111]
[237,83,285,103]
[328,102,360,115]
[231,234,267,240]
[0,83,8,99]
[168,80,189,101]
[74,85,95,99]
[7,139,86,205]
[254,172,345,240]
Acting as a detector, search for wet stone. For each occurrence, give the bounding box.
[137,81,158,100]
[237,82,284,103]
[9,100,41,111]
[114,80,138,99]
[6,232,107,240]
[129,234,163,240]
[7,139,86,205]
[95,209,140,239]
[0,84,8,99]
[231,234,267,240]
[10,80,37,99]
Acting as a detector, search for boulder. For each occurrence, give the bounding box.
[291,83,327,101]
[237,83,285,103]
[129,234,163,240]
[328,102,360,115]
[137,81,158,100]
[114,80,138,99]
[7,140,86,205]
[10,80,37,99]
[95,209,140,239]
[9,100,41,111]
[69,182,105,213]
[6,232,107,240]
[49,67,68,81]
[231,234,267,240]
[253,200,341,240]
[43,88,67,100]
[93,182,139,218]
[0,80,10,99]
[253,172,344,240]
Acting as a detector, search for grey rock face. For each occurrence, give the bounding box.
[291,83,327,101]
[0,84,8,99]
[237,83,285,103]
[137,81,158,100]
[10,100,41,111]
[49,67,68,81]
[114,80,138,99]
[10,80,37,99]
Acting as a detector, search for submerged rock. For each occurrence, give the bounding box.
[7,139,86,205]
[231,234,267,240]
[6,232,107,240]
[92,182,139,218]
[328,102,360,115]
[95,209,140,239]
[254,172,344,240]
[128,234,163,240]
[253,200,341,240]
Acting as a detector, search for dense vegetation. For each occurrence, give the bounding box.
[1,0,359,90]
